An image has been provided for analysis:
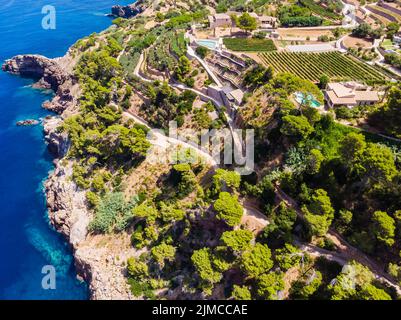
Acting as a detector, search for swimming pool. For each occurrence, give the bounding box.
[196,39,219,50]
[294,92,321,108]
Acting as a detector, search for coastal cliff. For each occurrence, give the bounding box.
[111,0,145,18]
[2,55,68,91]
[3,54,79,114]
[44,118,135,299]
[3,50,134,300]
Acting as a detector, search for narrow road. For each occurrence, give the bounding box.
[275,186,401,295]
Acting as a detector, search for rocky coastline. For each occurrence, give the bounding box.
[2,37,134,300]
[111,0,146,18]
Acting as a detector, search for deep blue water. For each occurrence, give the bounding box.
[0,0,132,300]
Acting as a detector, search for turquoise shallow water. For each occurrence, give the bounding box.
[0,0,132,300]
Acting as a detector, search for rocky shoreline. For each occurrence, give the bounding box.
[3,44,133,300]
[110,0,146,19]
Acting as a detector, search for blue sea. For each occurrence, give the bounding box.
[0,0,133,300]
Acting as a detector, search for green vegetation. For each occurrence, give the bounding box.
[144,81,197,128]
[214,192,244,227]
[243,65,274,88]
[241,243,274,278]
[387,22,400,39]
[221,229,253,252]
[302,189,335,237]
[223,38,276,52]
[195,46,210,59]
[235,12,258,34]
[299,0,342,21]
[279,5,323,27]
[352,23,384,39]
[259,51,386,83]
[89,193,141,233]
[369,84,401,138]
[328,261,390,300]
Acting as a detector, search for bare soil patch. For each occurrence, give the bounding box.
[343,35,373,49]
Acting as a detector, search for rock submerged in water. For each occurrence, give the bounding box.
[111,0,145,18]
[16,119,40,126]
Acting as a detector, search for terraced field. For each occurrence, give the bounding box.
[258,51,386,83]
[367,5,401,24]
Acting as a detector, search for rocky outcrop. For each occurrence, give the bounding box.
[74,238,140,300]
[2,54,78,114]
[42,78,80,114]
[2,55,69,91]
[43,117,70,158]
[111,0,146,18]
[16,119,39,126]
[45,161,90,247]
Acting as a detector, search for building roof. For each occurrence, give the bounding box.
[354,91,380,102]
[327,83,355,98]
[326,82,380,106]
[326,90,357,105]
[228,89,244,105]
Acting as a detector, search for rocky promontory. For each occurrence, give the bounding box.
[2,55,69,91]
[2,55,79,114]
[111,0,146,18]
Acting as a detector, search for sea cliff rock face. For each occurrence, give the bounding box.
[2,55,78,114]
[111,0,145,18]
[43,117,70,158]
[2,55,69,91]
[45,162,90,247]
[74,237,139,300]
[41,71,134,300]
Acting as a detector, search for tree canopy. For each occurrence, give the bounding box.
[214,192,244,227]
[241,243,274,278]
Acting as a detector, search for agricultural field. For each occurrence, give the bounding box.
[147,31,187,72]
[367,5,401,24]
[258,51,386,83]
[223,38,277,52]
[170,32,188,57]
[299,0,343,21]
